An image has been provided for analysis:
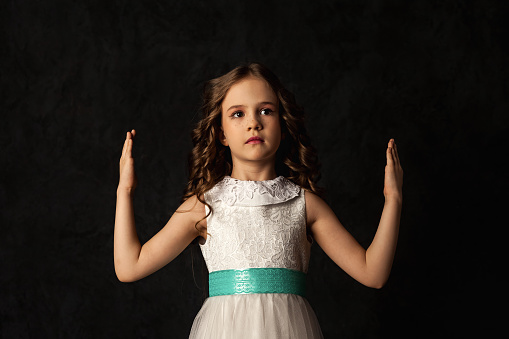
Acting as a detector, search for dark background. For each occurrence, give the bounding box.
[1,0,507,338]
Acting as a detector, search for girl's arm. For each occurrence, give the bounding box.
[307,139,403,289]
[114,130,204,282]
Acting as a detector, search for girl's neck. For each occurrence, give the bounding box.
[229,164,277,182]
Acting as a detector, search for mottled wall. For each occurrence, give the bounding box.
[1,0,507,338]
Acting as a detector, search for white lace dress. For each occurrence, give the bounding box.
[189,176,324,339]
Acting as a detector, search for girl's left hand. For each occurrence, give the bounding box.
[384,139,403,201]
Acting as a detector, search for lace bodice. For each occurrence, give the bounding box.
[199,176,312,274]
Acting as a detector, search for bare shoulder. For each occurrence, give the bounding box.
[177,194,206,213]
[176,194,208,228]
[304,189,331,227]
[175,194,208,245]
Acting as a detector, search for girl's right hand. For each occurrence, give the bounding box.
[118,129,138,191]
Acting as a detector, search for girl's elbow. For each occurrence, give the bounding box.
[368,277,388,289]
[360,275,387,289]
[115,266,137,283]
[116,272,134,283]
[370,281,385,289]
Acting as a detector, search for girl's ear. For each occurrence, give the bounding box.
[218,126,229,146]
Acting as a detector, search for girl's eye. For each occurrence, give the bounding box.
[260,108,273,115]
[232,111,244,118]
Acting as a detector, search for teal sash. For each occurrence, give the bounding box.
[209,267,306,297]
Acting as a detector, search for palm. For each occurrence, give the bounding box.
[384,139,403,200]
[119,129,137,190]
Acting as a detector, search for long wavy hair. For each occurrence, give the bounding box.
[181,62,323,240]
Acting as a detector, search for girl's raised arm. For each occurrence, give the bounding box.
[114,130,205,282]
[306,139,403,289]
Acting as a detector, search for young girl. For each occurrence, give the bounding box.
[114,63,403,338]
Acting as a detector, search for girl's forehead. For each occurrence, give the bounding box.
[222,76,277,106]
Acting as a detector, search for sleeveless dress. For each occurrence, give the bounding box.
[188,176,324,339]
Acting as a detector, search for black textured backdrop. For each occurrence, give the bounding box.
[1,0,507,338]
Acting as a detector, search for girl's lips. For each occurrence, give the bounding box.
[246,137,264,144]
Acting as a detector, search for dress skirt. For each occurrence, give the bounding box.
[189,293,324,339]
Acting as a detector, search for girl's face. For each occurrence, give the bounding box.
[219,75,282,168]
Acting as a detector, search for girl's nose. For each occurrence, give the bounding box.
[247,114,263,131]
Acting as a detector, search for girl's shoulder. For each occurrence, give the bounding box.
[303,189,329,227]
[176,194,208,234]
[177,194,207,217]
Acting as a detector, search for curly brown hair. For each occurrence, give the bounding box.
[181,62,323,239]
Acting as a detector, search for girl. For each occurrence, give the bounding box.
[114,63,403,338]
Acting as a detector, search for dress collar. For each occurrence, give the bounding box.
[206,175,301,206]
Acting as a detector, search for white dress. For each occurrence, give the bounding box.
[188,176,324,339]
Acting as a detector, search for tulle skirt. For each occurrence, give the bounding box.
[189,293,324,339]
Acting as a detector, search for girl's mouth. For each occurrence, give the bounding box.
[246,136,264,144]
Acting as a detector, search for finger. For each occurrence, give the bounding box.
[127,138,133,157]
[123,131,133,156]
[393,141,400,166]
[389,139,399,165]
[387,145,394,164]
[122,133,129,157]
[131,129,136,138]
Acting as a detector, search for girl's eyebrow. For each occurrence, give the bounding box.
[226,101,277,112]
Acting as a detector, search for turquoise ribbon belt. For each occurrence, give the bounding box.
[209,267,306,297]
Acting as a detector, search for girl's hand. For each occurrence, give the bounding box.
[384,139,403,201]
[118,129,138,191]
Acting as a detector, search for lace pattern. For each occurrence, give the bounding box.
[206,176,301,206]
[200,176,311,274]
